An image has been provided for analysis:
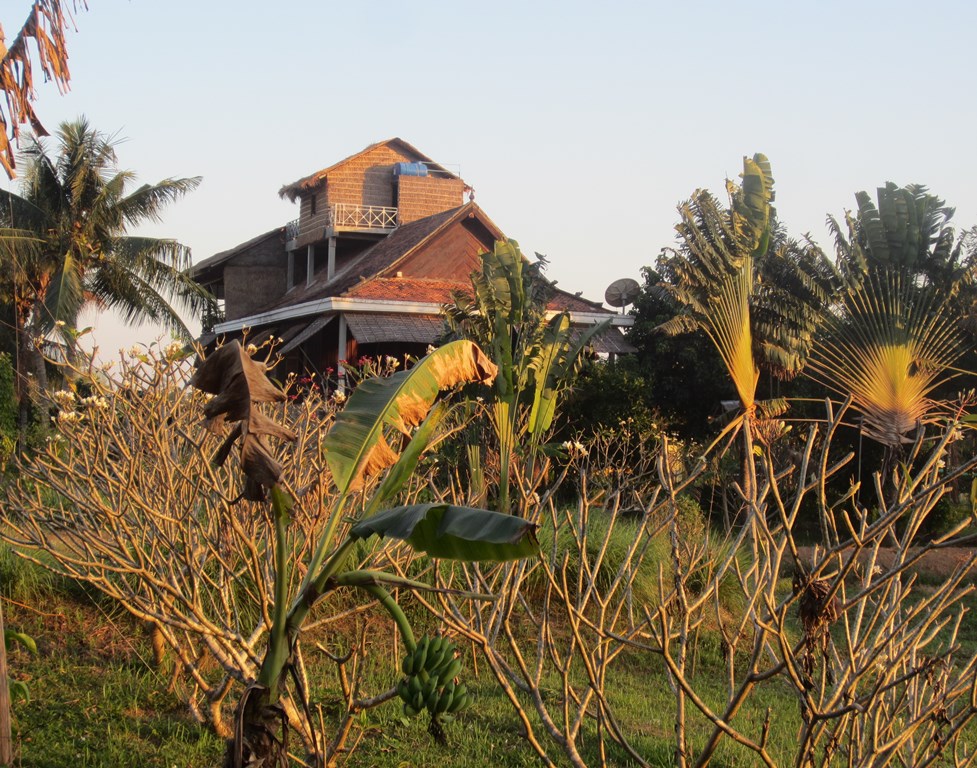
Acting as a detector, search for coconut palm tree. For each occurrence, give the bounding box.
[0,117,215,432]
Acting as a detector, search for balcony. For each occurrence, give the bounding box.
[286,204,399,250]
[329,203,398,232]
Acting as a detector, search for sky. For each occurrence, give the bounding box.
[3,0,976,356]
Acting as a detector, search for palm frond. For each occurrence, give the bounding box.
[86,259,201,339]
[117,177,202,227]
[808,273,963,447]
[702,264,757,410]
[2,117,202,341]
[37,251,84,332]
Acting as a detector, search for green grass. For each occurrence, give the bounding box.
[5,542,977,767]
[4,561,224,767]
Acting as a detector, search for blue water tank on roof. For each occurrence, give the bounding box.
[393,162,428,177]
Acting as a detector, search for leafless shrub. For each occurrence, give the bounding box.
[414,403,977,767]
[0,344,394,746]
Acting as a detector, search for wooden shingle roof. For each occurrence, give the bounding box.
[345,277,469,303]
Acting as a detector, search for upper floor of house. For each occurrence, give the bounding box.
[193,138,470,322]
[190,138,632,358]
[279,137,468,251]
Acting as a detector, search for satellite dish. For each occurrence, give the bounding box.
[604,278,640,311]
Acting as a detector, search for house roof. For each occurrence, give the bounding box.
[578,327,636,355]
[207,202,624,348]
[345,276,599,313]
[346,313,444,345]
[278,138,461,201]
[190,226,284,280]
[346,277,470,304]
[256,202,497,314]
[547,290,604,313]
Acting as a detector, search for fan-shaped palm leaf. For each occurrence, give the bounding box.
[808,273,963,447]
[828,183,972,295]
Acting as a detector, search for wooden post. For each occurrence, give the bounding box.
[327,236,336,281]
[0,600,12,766]
[337,314,348,394]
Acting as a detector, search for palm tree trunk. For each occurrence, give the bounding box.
[15,315,46,449]
[741,415,757,506]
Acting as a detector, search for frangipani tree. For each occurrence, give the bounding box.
[190,339,539,766]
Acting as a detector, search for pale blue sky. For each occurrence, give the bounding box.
[3,0,976,352]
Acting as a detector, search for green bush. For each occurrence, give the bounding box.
[556,356,664,441]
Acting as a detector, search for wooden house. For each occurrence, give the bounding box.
[191,138,631,388]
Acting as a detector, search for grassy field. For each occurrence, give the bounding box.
[4,545,977,767]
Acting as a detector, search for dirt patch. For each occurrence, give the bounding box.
[796,546,977,582]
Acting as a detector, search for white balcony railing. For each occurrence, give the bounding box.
[330,202,398,230]
[285,218,300,241]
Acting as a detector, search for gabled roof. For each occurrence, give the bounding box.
[278,137,461,201]
[208,202,622,342]
[256,202,499,314]
[190,226,284,280]
[547,290,604,313]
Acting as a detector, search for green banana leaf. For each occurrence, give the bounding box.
[323,340,497,494]
[528,314,611,438]
[350,503,539,562]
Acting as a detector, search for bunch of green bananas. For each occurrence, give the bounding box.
[396,635,471,719]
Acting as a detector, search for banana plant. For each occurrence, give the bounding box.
[443,240,609,513]
[189,339,539,767]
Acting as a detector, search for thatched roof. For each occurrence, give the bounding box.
[278,137,460,202]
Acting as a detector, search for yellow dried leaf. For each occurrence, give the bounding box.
[351,436,399,491]
[389,391,430,435]
[426,342,498,389]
